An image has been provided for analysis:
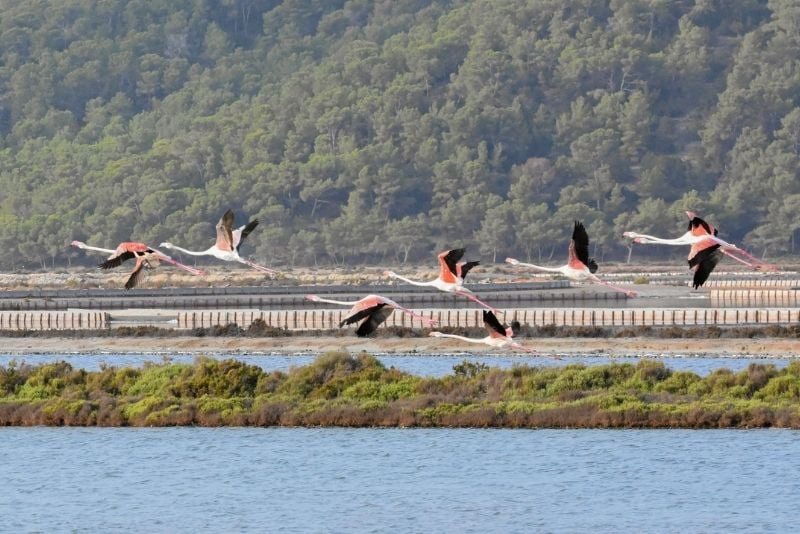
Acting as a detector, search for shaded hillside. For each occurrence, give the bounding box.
[0,0,797,270]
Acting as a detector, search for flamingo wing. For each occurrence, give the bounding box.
[688,244,723,289]
[215,209,236,251]
[438,248,464,283]
[457,261,480,281]
[339,302,386,326]
[124,256,147,290]
[355,306,394,337]
[483,310,508,338]
[570,221,595,270]
[99,250,137,269]
[233,219,259,252]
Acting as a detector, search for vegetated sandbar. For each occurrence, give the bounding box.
[1,351,800,428]
[0,335,798,358]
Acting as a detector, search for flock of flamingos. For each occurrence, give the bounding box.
[71,209,778,352]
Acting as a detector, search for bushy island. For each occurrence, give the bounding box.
[2,353,800,428]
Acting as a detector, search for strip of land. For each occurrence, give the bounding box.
[2,352,799,428]
[0,336,798,357]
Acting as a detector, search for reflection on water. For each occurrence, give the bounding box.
[1,427,798,532]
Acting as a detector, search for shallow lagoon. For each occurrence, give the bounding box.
[1,427,798,532]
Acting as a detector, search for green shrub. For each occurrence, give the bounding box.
[125,363,191,396]
[754,376,800,401]
[655,371,701,395]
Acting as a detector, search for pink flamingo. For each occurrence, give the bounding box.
[428,310,540,354]
[383,248,501,313]
[306,294,438,336]
[507,221,636,297]
[160,209,278,276]
[623,211,778,288]
[71,240,205,290]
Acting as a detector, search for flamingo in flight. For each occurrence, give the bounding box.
[159,209,278,276]
[428,310,541,354]
[306,294,438,337]
[506,221,636,298]
[71,241,205,290]
[623,211,778,288]
[383,248,501,313]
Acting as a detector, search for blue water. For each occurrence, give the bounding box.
[1,428,798,532]
[0,352,793,376]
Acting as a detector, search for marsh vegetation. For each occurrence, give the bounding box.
[2,352,799,428]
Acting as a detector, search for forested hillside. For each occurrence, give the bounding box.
[0,0,798,270]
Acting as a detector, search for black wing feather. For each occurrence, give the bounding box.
[99,251,136,270]
[459,261,480,280]
[571,221,592,267]
[483,310,507,337]
[237,220,259,251]
[355,307,394,337]
[690,246,723,289]
[124,264,144,290]
[340,303,387,327]
[443,248,465,276]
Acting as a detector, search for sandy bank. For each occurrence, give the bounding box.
[0,336,798,358]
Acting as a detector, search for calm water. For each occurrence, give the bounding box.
[0,352,793,376]
[1,428,798,532]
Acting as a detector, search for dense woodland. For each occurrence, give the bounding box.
[0,0,798,270]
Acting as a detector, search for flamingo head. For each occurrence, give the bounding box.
[505,258,520,265]
[383,270,396,277]
[428,331,444,338]
[622,231,636,238]
[70,240,86,248]
[305,294,322,302]
[159,242,173,249]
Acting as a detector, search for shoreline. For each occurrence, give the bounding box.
[0,336,798,358]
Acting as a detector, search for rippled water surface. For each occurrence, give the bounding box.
[1,428,798,532]
[0,351,793,376]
